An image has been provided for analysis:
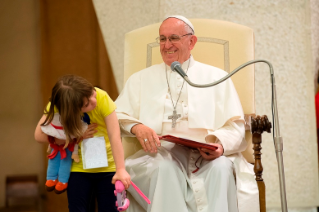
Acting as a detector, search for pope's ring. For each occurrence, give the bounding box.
[144,138,148,143]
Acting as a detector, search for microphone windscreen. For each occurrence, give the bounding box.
[171,61,181,72]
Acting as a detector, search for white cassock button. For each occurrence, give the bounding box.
[195,189,199,192]
[193,181,197,184]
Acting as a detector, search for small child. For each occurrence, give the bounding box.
[35,74,130,211]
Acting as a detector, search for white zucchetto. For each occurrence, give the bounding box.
[164,15,195,34]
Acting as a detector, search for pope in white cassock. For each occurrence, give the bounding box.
[115,15,259,212]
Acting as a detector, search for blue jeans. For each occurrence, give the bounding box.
[47,148,72,183]
[67,172,117,212]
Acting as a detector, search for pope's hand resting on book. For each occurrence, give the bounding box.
[198,143,224,160]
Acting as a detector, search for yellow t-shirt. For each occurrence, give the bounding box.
[45,87,117,173]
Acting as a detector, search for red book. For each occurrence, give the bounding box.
[158,135,218,151]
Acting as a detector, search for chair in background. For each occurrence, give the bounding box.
[1,175,40,212]
[122,19,271,212]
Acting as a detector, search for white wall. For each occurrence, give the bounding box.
[311,0,319,89]
[93,0,319,211]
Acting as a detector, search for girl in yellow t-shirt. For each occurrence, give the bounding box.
[35,74,130,212]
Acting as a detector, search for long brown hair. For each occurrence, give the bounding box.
[42,75,94,147]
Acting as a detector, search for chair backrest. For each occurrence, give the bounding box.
[123,19,255,163]
[5,175,39,210]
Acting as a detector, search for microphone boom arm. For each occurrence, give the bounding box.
[182,59,274,88]
[179,59,288,212]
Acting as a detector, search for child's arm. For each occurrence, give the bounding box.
[34,115,65,145]
[105,111,131,189]
[35,115,49,143]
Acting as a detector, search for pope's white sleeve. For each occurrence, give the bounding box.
[115,72,143,137]
[205,119,247,156]
[120,122,140,136]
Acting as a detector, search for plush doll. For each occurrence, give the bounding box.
[41,113,87,194]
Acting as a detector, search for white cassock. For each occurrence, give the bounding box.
[115,56,259,212]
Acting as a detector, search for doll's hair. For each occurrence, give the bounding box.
[42,75,94,148]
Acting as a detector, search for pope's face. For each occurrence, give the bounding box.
[159,18,197,66]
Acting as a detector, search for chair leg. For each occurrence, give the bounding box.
[253,133,266,212]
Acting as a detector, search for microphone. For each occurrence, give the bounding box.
[170,61,188,78]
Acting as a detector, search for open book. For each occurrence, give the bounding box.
[158,135,218,151]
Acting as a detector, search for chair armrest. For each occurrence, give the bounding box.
[251,115,272,212]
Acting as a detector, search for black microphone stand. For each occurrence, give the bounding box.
[173,59,288,212]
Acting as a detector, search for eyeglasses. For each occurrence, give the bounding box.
[155,33,193,44]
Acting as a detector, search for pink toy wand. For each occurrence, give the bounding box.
[114,181,151,211]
